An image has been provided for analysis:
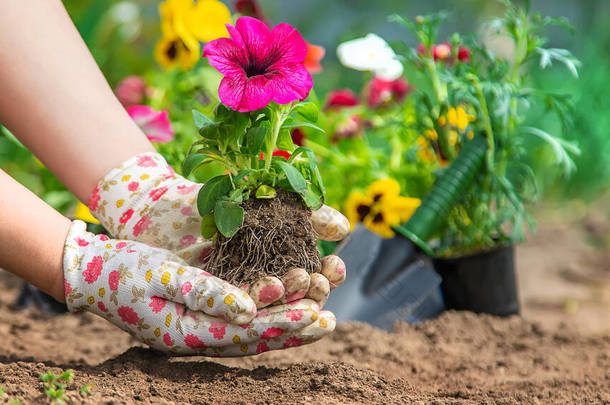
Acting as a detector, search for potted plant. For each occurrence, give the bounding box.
[393,1,580,315]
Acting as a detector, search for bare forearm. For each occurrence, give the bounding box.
[0,170,70,301]
[0,0,154,202]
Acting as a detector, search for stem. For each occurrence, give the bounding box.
[264,104,291,170]
[424,57,453,160]
[468,74,495,172]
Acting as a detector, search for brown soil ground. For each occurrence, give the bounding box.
[1,205,609,404]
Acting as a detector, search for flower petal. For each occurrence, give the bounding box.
[204,38,248,76]
[234,16,270,65]
[218,75,273,112]
[267,63,312,104]
[268,23,308,64]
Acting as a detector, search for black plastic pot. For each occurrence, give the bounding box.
[432,244,519,316]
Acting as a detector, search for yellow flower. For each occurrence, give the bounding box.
[366,178,400,202]
[447,106,475,132]
[388,196,422,223]
[416,136,435,163]
[362,204,399,238]
[155,0,231,70]
[344,192,373,230]
[74,202,100,224]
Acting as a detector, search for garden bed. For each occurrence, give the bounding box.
[0,214,608,404]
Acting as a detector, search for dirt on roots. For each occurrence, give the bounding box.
[1,209,609,404]
[201,190,321,286]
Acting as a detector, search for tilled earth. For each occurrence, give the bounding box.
[1,213,609,404]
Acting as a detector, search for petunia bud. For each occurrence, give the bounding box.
[458,46,471,62]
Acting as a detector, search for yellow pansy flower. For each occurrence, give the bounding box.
[388,195,422,223]
[155,0,231,70]
[344,191,373,230]
[366,178,401,202]
[74,202,100,224]
[362,204,399,238]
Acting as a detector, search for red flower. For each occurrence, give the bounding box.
[97,302,107,312]
[367,77,412,108]
[83,256,104,284]
[325,89,359,110]
[184,334,206,349]
[180,235,196,246]
[115,241,127,249]
[291,128,305,146]
[133,215,152,237]
[88,186,100,212]
[115,75,149,108]
[149,296,166,313]
[209,323,226,340]
[332,115,363,142]
[283,336,304,348]
[256,341,270,353]
[303,42,325,74]
[203,17,312,112]
[458,46,471,62]
[117,306,139,325]
[120,209,134,224]
[261,326,284,339]
[98,234,109,241]
[234,0,270,26]
[258,149,291,160]
[108,270,120,291]
[149,186,168,202]
[127,181,139,192]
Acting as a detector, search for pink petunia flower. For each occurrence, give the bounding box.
[127,105,175,144]
[203,17,312,112]
[115,76,150,108]
[184,334,206,349]
[108,270,120,291]
[149,296,166,313]
[83,256,104,284]
[117,306,139,325]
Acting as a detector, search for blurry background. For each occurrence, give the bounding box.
[2,0,607,205]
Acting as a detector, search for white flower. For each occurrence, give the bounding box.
[336,33,403,80]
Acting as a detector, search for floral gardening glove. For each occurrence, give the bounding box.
[63,220,334,356]
[88,152,349,308]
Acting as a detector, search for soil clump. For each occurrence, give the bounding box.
[202,189,321,285]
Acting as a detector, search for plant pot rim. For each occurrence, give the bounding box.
[433,243,515,262]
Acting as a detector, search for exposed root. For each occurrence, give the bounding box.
[202,190,321,286]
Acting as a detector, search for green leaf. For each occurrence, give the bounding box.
[233,169,252,183]
[255,185,276,199]
[276,161,307,193]
[245,127,268,154]
[192,110,214,129]
[281,121,325,133]
[200,213,217,239]
[182,154,212,176]
[301,184,323,210]
[229,187,244,204]
[214,200,244,238]
[276,129,294,151]
[292,102,318,122]
[289,147,326,194]
[197,174,232,216]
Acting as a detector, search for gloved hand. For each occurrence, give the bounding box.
[88,152,349,308]
[63,220,334,356]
